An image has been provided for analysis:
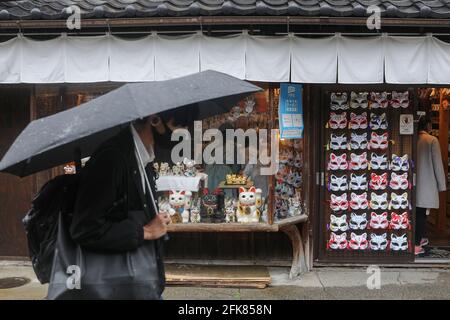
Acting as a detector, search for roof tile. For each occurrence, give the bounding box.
[0,0,448,20]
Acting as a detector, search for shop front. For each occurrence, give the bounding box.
[1,2,450,270]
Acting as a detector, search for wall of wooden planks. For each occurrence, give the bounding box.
[0,86,32,257]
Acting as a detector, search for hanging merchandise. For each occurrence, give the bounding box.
[330,194,349,211]
[389,172,409,190]
[330,92,349,110]
[348,232,369,250]
[350,132,368,150]
[349,152,368,170]
[370,192,389,210]
[369,172,388,190]
[327,232,348,250]
[329,174,348,192]
[349,213,368,230]
[368,212,389,229]
[390,234,409,251]
[370,153,388,170]
[390,154,410,171]
[369,92,389,109]
[369,113,388,130]
[328,153,348,170]
[330,133,348,150]
[390,91,410,109]
[369,233,389,251]
[350,92,369,109]
[349,192,369,210]
[389,212,411,230]
[389,192,409,210]
[349,173,368,191]
[328,112,348,129]
[349,112,368,129]
[368,132,389,150]
[323,88,414,261]
[329,214,349,232]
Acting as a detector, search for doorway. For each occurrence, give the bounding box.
[415,88,450,263]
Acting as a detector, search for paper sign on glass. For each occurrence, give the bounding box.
[400,114,414,135]
[278,83,304,139]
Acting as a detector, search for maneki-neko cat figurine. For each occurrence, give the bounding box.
[236,186,262,223]
[168,190,192,223]
[201,188,225,223]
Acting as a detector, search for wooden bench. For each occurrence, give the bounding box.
[167,214,310,279]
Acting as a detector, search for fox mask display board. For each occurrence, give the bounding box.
[322,89,414,262]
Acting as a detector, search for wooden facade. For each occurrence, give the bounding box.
[1,82,449,265]
[0,84,302,266]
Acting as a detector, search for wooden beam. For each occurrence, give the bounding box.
[3,16,450,31]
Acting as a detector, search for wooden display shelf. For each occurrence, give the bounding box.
[168,222,277,232]
[167,214,309,279]
[167,214,307,233]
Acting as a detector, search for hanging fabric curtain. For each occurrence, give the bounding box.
[200,34,246,80]
[109,35,155,82]
[64,35,110,83]
[0,34,449,84]
[384,36,429,84]
[337,36,384,84]
[154,34,200,81]
[245,35,290,82]
[428,37,450,84]
[21,36,65,83]
[0,37,21,83]
[291,36,337,83]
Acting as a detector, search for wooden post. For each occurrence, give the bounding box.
[437,91,449,230]
[280,224,307,278]
[267,85,276,225]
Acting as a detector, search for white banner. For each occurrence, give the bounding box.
[21,36,64,83]
[200,34,246,79]
[0,37,21,83]
[65,36,109,83]
[338,36,384,84]
[384,36,428,84]
[246,35,290,82]
[0,34,448,84]
[155,34,200,81]
[109,35,155,82]
[428,37,450,84]
[291,36,337,83]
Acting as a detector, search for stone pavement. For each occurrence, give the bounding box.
[0,261,449,300]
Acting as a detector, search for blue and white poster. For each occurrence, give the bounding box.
[278,83,304,139]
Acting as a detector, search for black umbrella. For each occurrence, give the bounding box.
[0,70,262,177]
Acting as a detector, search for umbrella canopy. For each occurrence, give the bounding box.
[0,70,262,177]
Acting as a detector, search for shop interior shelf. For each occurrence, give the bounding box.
[167,214,308,233]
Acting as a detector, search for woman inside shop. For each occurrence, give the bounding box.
[415,116,447,255]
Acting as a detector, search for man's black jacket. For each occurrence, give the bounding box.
[69,127,165,286]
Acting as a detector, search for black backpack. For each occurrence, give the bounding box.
[22,173,80,284]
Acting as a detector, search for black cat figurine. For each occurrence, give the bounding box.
[201,188,225,223]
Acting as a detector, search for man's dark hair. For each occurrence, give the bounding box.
[417,116,430,132]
